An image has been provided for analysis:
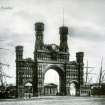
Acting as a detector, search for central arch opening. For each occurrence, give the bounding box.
[44,69,60,96]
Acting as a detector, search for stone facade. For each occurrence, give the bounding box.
[15,22,84,98]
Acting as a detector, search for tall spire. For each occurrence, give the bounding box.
[59,8,69,52]
[86,60,88,84]
[63,8,64,26]
[99,57,103,86]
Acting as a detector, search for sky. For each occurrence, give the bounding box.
[0,0,105,85]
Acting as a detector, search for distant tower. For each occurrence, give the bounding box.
[15,46,23,98]
[35,22,44,51]
[76,52,84,86]
[59,26,68,52]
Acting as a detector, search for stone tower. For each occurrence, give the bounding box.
[15,46,24,98]
[59,26,68,52]
[76,52,84,88]
[35,22,44,51]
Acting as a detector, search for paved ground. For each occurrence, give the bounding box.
[0,96,105,105]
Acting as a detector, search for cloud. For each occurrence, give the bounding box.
[70,25,105,42]
[0,0,105,84]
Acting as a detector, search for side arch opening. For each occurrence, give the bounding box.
[69,81,79,96]
[24,82,33,98]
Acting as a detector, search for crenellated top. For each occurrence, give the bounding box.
[59,26,68,35]
[76,52,84,64]
[15,45,23,61]
[35,22,44,32]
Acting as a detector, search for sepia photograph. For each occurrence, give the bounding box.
[0,0,105,105]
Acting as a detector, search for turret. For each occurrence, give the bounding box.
[76,52,84,86]
[59,26,68,52]
[76,52,84,64]
[15,46,23,61]
[15,45,23,98]
[35,22,44,51]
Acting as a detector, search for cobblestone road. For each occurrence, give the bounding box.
[0,96,105,105]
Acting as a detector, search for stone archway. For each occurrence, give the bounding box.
[43,65,66,96]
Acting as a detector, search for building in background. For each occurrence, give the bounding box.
[44,83,58,96]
